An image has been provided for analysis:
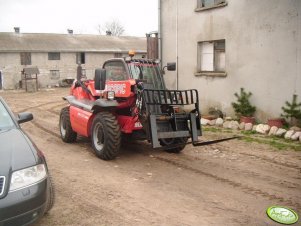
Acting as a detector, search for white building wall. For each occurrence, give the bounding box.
[161,0,301,121]
[0,52,145,89]
[0,53,23,89]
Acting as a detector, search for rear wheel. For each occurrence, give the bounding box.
[160,137,188,153]
[59,107,77,143]
[91,112,121,160]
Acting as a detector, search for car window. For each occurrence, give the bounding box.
[0,102,15,129]
[104,61,127,81]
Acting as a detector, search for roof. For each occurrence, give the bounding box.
[0,33,146,53]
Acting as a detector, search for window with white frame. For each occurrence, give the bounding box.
[197,40,225,72]
[196,0,226,10]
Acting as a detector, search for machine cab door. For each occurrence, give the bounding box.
[102,60,132,98]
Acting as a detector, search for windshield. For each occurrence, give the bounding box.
[0,101,15,130]
[127,62,165,90]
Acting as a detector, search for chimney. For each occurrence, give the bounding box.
[67,29,73,34]
[14,27,20,33]
[146,32,159,59]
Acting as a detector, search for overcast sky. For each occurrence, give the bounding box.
[0,0,158,37]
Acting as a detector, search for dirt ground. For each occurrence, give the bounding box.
[1,88,301,226]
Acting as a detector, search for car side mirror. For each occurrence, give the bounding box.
[17,112,33,124]
[94,69,106,90]
[166,62,176,71]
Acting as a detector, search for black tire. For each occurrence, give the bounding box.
[59,107,77,143]
[44,172,55,214]
[91,112,121,160]
[159,137,188,153]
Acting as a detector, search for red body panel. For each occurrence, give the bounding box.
[71,84,96,101]
[69,106,94,137]
[70,79,141,136]
[117,115,143,133]
[106,80,132,97]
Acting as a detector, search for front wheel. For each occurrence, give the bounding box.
[59,107,77,143]
[91,112,121,160]
[159,137,188,153]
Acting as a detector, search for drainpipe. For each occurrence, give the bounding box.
[158,0,162,65]
[176,0,179,89]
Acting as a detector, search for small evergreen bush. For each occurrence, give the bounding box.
[281,94,301,126]
[231,88,256,117]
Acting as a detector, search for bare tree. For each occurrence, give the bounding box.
[95,24,102,35]
[96,19,125,36]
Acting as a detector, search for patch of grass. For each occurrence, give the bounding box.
[203,126,301,151]
[203,127,220,133]
[203,126,234,134]
[241,136,301,151]
[241,130,257,135]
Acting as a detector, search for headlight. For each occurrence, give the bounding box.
[9,164,47,192]
[107,91,115,100]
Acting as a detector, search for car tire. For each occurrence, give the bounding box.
[45,172,55,214]
[91,112,121,160]
[59,107,77,143]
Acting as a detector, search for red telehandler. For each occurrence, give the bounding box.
[59,53,236,160]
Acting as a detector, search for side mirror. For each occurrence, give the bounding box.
[94,69,106,90]
[17,112,33,124]
[166,62,176,71]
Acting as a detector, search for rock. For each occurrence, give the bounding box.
[215,118,224,126]
[291,131,301,141]
[202,115,218,120]
[256,124,270,134]
[223,121,230,128]
[275,128,287,137]
[268,126,278,136]
[225,116,232,121]
[284,130,295,139]
[245,123,253,131]
[290,126,301,132]
[201,118,210,125]
[252,125,257,131]
[209,119,216,126]
[239,122,245,130]
[229,121,239,130]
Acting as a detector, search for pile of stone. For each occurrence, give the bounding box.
[201,117,301,143]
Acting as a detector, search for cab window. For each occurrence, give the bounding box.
[104,61,127,81]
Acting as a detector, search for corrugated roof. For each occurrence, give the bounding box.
[0,32,146,53]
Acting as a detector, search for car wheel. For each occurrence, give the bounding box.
[91,112,121,160]
[59,107,77,143]
[44,172,55,214]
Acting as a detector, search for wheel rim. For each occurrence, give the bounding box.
[60,115,66,137]
[93,122,104,151]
